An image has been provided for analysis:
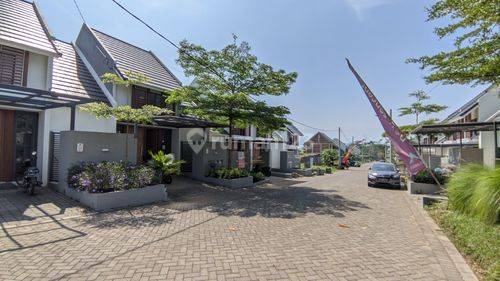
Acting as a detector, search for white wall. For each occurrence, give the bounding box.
[478,86,500,168]
[26,52,48,90]
[75,109,116,133]
[478,86,500,121]
[114,85,132,106]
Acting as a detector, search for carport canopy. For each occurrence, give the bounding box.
[412,121,499,134]
[0,83,95,110]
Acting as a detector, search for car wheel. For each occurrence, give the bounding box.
[367,182,373,187]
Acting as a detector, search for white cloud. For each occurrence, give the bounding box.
[345,0,397,20]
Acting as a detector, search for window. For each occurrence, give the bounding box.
[0,45,26,86]
[131,86,170,109]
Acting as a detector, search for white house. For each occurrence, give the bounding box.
[0,0,114,185]
[430,85,500,168]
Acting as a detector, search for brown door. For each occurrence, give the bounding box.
[144,128,172,161]
[0,109,15,181]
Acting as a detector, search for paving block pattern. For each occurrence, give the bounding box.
[0,170,476,281]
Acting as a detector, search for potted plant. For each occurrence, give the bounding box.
[148,151,184,184]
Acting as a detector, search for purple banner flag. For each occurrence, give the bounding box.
[346,59,426,176]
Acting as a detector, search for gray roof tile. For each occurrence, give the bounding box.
[51,40,107,101]
[0,0,58,56]
[91,28,181,91]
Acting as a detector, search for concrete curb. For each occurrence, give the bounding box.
[404,194,478,281]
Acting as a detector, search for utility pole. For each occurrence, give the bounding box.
[338,127,342,169]
[389,109,393,163]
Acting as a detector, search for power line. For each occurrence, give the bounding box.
[73,0,86,23]
[110,0,345,134]
[111,0,229,85]
[287,117,339,132]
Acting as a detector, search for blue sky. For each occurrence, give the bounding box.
[36,0,488,143]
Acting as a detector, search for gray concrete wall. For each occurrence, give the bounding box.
[75,25,115,93]
[57,131,137,193]
[461,148,483,165]
[191,142,228,180]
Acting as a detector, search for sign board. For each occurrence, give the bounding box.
[237,151,245,168]
[76,143,84,153]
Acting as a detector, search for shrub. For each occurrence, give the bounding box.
[126,164,155,189]
[413,169,447,184]
[211,168,249,180]
[251,171,265,182]
[148,150,184,183]
[447,165,500,225]
[67,161,155,193]
[325,167,333,174]
[253,165,272,177]
[321,149,337,167]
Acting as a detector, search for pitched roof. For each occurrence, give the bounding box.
[287,124,303,136]
[51,39,107,101]
[442,85,492,123]
[0,0,58,56]
[304,132,346,149]
[90,28,181,91]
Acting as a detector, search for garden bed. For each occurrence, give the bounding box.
[66,184,167,211]
[202,176,254,189]
[407,181,440,194]
[427,203,499,280]
[65,161,169,211]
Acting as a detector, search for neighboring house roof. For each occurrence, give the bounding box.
[90,28,181,91]
[304,132,346,149]
[442,85,492,123]
[0,0,59,56]
[287,124,303,136]
[51,39,107,101]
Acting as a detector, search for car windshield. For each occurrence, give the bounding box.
[372,164,395,172]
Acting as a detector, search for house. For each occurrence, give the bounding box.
[303,132,346,154]
[74,24,222,167]
[270,124,303,169]
[0,0,113,185]
[414,85,499,168]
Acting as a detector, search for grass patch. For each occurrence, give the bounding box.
[427,203,500,280]
[447,165,500,225]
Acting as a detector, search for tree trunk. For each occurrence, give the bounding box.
[227,119,233,168]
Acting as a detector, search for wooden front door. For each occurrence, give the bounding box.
[0,109,15,181]
[145,128,172,161]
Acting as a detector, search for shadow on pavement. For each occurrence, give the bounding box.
[207,184,370,219]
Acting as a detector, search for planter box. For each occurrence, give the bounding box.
[66,184,167,211]
[408,181,440,195]
[202,176,254,189]
[293,168,314,177]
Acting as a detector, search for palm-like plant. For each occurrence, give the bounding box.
[148,151,184,183]
[398,90,447,125]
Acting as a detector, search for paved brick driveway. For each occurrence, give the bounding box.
[0,166,475,280]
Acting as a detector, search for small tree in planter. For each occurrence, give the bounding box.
[148,151,184,184]
[167,36,297,168]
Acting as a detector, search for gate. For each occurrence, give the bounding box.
[49,132,60,182]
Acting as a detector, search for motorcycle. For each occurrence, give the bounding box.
[15,151,42,196]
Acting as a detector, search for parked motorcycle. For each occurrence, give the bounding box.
[15,151,42,196]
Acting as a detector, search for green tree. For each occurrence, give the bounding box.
[321,149,338,167]
[398,90,447,125]
[167,37,297,167]
[407,0,500,86]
